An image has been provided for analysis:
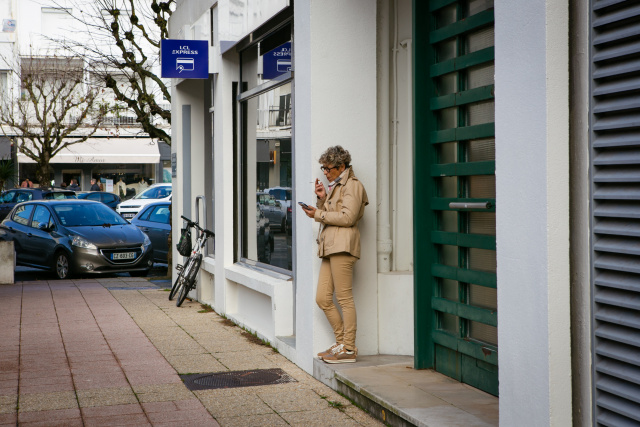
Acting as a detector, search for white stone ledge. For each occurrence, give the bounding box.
[224,262,292,299]
[225,262,294,337]
[202,255,216,273]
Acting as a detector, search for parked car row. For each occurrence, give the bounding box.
[0,184,175,279]
[0,200,154,279]
[0,182,295,278]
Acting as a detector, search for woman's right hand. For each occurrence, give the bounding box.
[315,178,326,199]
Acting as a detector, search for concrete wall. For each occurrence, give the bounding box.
[294,0,378,367]
[495,0,572,425]
[171,78,207,289]
[17,0,83,53]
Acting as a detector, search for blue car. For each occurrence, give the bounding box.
[75,191,121,210]
[130,201,171,263]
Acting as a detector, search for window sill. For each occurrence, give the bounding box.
[225,262,292,298]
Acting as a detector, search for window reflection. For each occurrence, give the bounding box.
[243,82,292,271]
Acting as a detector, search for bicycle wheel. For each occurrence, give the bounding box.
[177,254,202,307]
[169,260,190,300]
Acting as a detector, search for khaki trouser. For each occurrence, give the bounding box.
[315,253,358,351]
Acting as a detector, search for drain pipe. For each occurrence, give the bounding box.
[390,0,400,272]
[377,0,392,273]
[396,38,412,272]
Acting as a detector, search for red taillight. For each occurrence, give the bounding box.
[287,207,292,213]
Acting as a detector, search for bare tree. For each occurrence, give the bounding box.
[52,0,174,145]
[0,54,108,186]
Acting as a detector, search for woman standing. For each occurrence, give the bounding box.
[300,146,368,363]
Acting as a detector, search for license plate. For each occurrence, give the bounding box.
[112,252,135,260]
[122,213,135,218]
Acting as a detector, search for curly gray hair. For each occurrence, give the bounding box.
[319,145,351,168]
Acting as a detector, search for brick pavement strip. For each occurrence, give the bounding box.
[1,278,383,426]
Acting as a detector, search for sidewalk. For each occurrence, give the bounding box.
[0,277,382,426]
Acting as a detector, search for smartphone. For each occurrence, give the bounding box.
[298,202,309,209]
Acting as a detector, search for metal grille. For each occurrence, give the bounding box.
[590,1,640,425]
[180,368,296,391]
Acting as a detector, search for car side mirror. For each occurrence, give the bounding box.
[38,223,52,232]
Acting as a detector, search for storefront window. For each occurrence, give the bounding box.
[239,28,292,272]
[90,167,154,200]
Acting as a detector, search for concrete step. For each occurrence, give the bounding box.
[313,355,498,427]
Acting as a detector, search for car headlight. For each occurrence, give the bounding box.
[71,235,97,249]
[143,232,151,246]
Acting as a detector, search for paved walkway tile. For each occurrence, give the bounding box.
[1,278,382,426]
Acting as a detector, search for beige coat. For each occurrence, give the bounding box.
[314,167,368,258]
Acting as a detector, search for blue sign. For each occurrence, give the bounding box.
[161,39,209,79]
[263,42,291,80]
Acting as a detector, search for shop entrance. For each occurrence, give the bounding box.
[61,170,82,189]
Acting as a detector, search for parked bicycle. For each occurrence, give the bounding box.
[169,215,214,307]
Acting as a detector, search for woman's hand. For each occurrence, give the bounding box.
[302,205,316,218]
[315,178,326,199]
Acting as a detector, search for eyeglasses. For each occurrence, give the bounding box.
[320,166,338,172]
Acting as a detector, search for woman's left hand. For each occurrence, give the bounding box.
[302,205,316,218]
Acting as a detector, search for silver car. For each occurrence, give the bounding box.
[256,192,286,231]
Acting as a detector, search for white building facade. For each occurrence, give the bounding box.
[170,0,640,425]
[0,0,171,191]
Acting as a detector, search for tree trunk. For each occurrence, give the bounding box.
[35,161,52,187]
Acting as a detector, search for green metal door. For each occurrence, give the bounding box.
[414,0,497,396]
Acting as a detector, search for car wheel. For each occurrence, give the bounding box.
[130,269,149,277]
[54,251,71,280]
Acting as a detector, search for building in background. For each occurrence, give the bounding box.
[0,0,171,194]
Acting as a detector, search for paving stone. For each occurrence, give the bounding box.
[18,391,78,412]
[133,384,195,403]
[258,387,331,413]
[198,394,274,418]
[76,387,138,408]
[18,407,82,426]
[217,413,288,426]
[0,394,17,414]
[279,408,362,426]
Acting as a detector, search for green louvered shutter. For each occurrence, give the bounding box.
[414,0,497,396]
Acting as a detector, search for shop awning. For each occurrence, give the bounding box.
[17,138,161,164]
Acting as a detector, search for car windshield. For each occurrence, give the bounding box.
[134,186,172,200]
[53,203,129,227]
